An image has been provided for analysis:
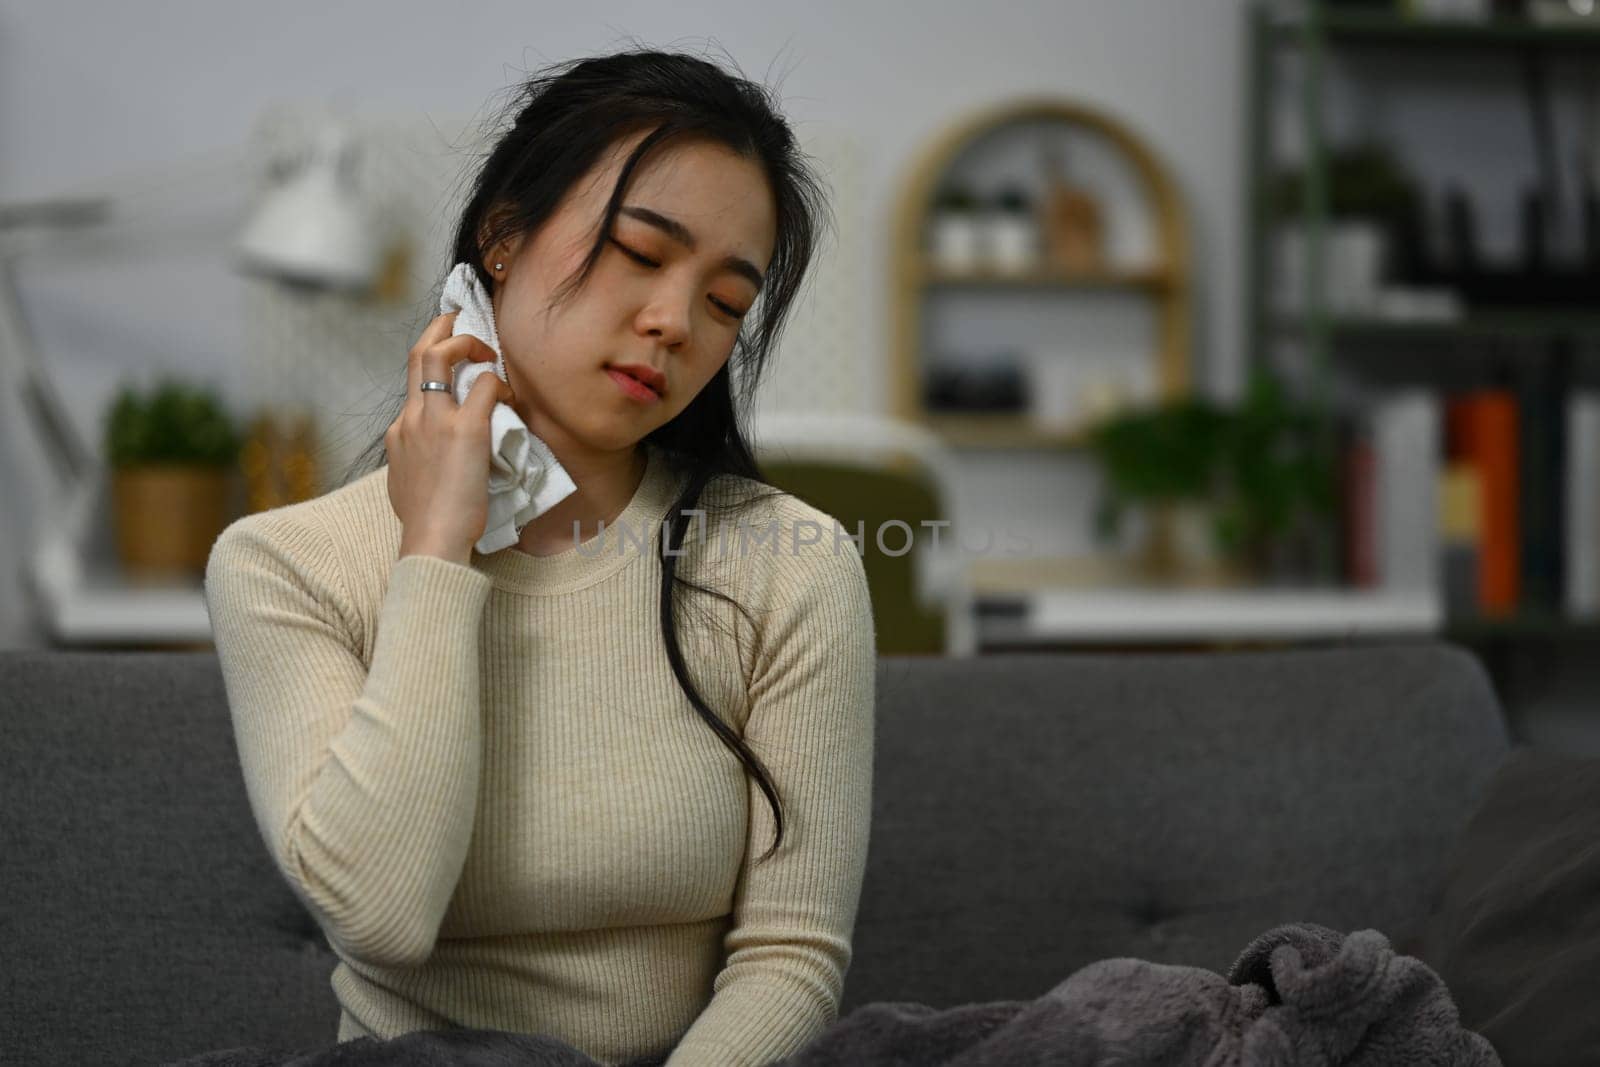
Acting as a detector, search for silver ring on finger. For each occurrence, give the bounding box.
[419,380,452,394]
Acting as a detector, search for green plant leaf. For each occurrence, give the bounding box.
[1093,494,1125,545]
[1085,367,1339,571]
[103,377,240,468]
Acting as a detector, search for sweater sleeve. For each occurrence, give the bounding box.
[204,509,493,969]
[665,532,877,1067]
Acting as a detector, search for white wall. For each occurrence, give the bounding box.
[0,0,1249,646]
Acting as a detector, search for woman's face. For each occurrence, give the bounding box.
[486,130,778,454]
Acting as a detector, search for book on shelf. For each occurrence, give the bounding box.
[1445,390,1520,617]
[1565,392,1600,619]
[1340,426,1378,588]
[1342,390,1441,595]
[1438,464,1481,621]
[1515,362,1566,615]
[1386,392,1443,594]
[1338,386,1600,626]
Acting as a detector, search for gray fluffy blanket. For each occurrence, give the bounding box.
[165,923,1499,1066]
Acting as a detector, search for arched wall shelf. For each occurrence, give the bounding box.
[890,96,1193,449]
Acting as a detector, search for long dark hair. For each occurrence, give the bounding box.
[343,46,833,864]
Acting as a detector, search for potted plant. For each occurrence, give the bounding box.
[1209,371,1340,580]
[1269,143,1421,314]
[983,184,1039,273]
[1086,394,1234,583]
[927,184,983,272]
[104,378,241,578]
[1085,370,1338,584]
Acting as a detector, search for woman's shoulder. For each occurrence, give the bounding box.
[700,468,832,525]
[208,466,399,604]
[205,467,398,660]
[697,471,869,598]
[217,464,393,545]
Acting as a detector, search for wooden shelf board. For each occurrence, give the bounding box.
[919,265,1173,290]
[970,555,1248,596]
[918,413,1091,449]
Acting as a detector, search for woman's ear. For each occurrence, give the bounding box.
[481,241,508,276]
[477,205,522,276]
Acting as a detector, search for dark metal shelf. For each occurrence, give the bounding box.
[1272,310,1600,342]
[1269,12,1600,51]
[1446,612,1600,641]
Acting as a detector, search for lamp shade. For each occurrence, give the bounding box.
[235,121,381,291]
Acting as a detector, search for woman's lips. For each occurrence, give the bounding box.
[606,366,662,404]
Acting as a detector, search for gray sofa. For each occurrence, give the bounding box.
[2,640,1510,1067]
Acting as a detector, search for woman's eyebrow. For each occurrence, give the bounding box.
[619,204,765,293]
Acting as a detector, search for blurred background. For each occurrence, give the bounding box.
[4,0,1600,748]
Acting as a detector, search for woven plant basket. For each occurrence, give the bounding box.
[112,465,230,577]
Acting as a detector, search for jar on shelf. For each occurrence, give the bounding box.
[926,185,983,271]
[983,185,1040,273]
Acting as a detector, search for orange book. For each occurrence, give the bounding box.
[1446,392,1519,615]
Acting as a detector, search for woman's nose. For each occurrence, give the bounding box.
[635,291,690,347]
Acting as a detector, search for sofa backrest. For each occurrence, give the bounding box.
[846,640,1510,1012]
[0,641,1509,1066]
[3,649,334,1067]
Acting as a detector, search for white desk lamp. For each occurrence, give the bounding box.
[236,121,383,291]
[1,115,381,645]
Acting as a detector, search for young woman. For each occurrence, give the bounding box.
[204,48,876,1067]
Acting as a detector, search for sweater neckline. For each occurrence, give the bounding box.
[472,445,682,596]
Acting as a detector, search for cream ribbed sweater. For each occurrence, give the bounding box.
[202,443,877,1067]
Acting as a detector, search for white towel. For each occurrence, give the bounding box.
[439,261,577,554]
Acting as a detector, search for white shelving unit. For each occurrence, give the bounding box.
[41,581,212,646]
[980,587,1441,647]
[25,485,214,646]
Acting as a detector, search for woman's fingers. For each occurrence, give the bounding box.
[459,365,507,428]
[411,334,501,416]
[386,312,515,564]
[406,311,458,396]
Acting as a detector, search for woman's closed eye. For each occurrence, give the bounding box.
[609,237,748,320]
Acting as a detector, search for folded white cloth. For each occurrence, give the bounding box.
[439,261,577,554]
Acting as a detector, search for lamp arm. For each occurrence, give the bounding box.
[0,253,95,486]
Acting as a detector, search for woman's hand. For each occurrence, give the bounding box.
[386,311,514,566]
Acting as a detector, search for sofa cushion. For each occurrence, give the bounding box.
[1,641,1509,1066]
[1418,748,1600,1067]
[843,641,1509,1012]
[1,651,341,1066]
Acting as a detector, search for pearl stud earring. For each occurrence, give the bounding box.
[494,262,503,271]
